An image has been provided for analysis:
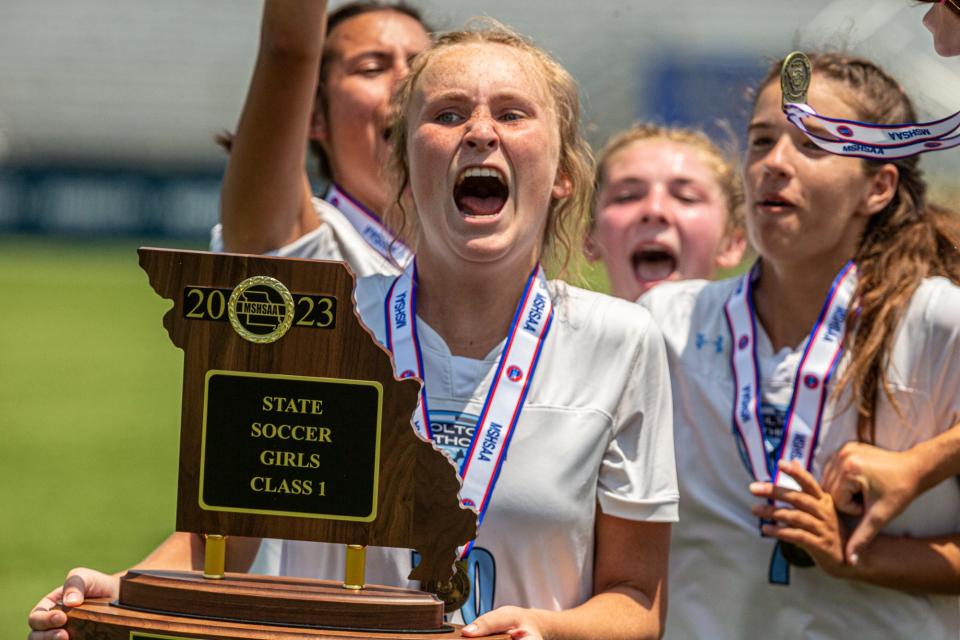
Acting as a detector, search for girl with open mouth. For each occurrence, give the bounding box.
[28,9,679,640]
[588,123,747,301]
[212,0,430,277]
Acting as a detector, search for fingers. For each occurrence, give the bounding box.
[461,606,524,637]
[28,587,66,632]
[749,481,820,514]
[28,630,69,640]
[845,502,893,564]
[751,503,823,533]
[777,460,823,497]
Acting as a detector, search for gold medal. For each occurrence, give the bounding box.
[423,560,470,613]
[780,51,812,109]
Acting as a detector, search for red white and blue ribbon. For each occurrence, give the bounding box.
[784,102,960,160]
[385,261,553,556]
[724,261,857,490]
[326,184,413,266]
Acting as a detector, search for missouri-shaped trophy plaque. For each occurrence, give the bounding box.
[64,248,506,639]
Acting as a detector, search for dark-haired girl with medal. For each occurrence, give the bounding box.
[641,52,960,639]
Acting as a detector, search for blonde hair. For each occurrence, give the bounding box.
[386,19,594,275]
[593,123,744,236]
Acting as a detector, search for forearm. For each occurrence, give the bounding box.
[221,0,328,253]
[912,422,960,493]
[130,533,260,574]
[534,585,664,640]
[850,533,960,593]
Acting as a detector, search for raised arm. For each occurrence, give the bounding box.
[220,0,329,253]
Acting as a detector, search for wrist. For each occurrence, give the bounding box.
[907,439,946,494]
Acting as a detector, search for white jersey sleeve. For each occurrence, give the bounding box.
[208,198,401,277]
[599,304,677,522]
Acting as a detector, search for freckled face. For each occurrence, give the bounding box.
[593,139,731,300]
[406,43,566,272]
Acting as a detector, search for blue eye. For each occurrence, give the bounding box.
[499,111,524,122]
[435,111,462,124]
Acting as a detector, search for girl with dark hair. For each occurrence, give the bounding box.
[641,52,960,639]
[212,0,430,277]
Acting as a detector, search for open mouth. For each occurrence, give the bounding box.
[631,245,677,283]
[454,167,509,216]
[758,194,795,210]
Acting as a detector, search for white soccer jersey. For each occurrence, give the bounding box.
[278,275,679,625]
[208,195,403,278]
[641,276,960,640]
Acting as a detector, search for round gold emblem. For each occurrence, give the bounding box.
[227,276,295,344]
[422,560,471,613]
[780,51,812,108]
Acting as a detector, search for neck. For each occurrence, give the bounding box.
[414,253,538,359]
[752,254,852,351]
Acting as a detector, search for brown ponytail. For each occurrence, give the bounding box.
[760,53,960,441]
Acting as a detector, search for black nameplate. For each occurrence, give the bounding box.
[199,371,382,521]
[182,286,336,329]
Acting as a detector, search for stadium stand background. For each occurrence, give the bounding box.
[0,0,956,239]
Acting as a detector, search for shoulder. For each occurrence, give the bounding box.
[353,273,397,340]
[550,280,660,343]
[908,277,960,330]
[638,277,740,341]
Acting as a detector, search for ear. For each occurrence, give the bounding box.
[309,103,328,144]
[551,172,572,200]
[583,231,602,263]
[861,163,899,217]
[714,228,747,270]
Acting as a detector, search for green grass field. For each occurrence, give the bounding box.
[0,235,206,637]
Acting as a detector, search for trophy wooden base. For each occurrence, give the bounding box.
[64,571,509,639]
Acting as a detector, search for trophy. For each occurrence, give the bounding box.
[64,248,506,639]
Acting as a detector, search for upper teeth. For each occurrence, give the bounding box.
[458,167,505,185]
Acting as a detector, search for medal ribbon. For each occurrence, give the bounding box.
[385,261,554,557]
[326,184,413,266]
[784,102,960,160]
[724,261,857,489]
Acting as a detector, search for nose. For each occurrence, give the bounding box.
[638,185,671,225]
[463,115,499,151]
[761,134,796,181]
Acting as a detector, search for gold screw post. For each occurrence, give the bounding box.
[203,534,226,580]
[343,544,366,590]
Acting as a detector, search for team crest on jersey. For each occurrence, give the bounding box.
[738,335,749,350]
[803,374,819,389]
[837,125,854,137]
[429,409,479,468]
[506,366,523,382]
[400,369,415,379]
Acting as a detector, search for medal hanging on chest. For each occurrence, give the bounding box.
[724,261,857,578]
[385,261,554,610]
[325,184,413,266]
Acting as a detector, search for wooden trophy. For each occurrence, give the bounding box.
[65,248,508,639]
